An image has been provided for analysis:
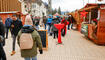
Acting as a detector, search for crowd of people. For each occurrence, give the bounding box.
[0,14,75,60]
[41,15,75,38]
[0,14,43,60]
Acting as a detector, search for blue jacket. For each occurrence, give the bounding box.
[47,18,53,24]
[5,18,12,27]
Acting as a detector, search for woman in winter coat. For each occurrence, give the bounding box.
[17,15,43,60]
[51,18,59,39]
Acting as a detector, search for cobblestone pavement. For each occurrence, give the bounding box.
[4,30,105,60]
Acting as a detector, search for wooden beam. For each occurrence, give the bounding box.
[1,0,3,11]
[0,0,1,11]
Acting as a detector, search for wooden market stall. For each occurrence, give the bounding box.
[0,11,26,25]
[80,4,105,45]
[69,4,105,45]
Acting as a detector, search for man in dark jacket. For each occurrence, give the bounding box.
[11,14,23,56]
[5,15,12,39]
[0,17,6,60]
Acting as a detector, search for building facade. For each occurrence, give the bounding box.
[21,0,48,17]
[31,2,48,17]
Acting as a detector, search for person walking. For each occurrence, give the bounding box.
[5,15,12,39]
[33,16,40,30]
[51,18,59,39]
[0,17,6,60]
[10,14,23,56]
[43,16,47,30]
[67,16,72,30]
[47,16,53,34]
[71,15,75,29]
[61,16,68,36]
[17,14,43,60]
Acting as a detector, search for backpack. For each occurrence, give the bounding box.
[19,33,33,50]
[5,18,12,27]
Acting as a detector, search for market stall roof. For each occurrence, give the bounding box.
[84,4,98,8]
[79,6,98,12]
[79,4,98,12]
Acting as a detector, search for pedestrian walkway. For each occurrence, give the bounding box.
[4,30,105,60]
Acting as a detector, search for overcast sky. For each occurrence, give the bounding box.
[42,0,105,12]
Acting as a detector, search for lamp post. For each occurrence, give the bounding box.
[48,0,52,14]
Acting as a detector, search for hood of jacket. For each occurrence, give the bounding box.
[21,25,34,33]
[25,15,33,26]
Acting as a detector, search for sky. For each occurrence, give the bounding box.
[42,0,105,12]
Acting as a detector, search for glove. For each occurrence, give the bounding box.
[39,50,43,54]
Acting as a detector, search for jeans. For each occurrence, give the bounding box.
[71,24,73,29]
[44,24,46,30]
[12,35,16,51]
[47,23,51,34]
[68,24,70,30]
[24,56,37,60]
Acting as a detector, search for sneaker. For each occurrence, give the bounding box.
[11,51,16,56]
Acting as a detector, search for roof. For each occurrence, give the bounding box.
[0,11,18,14]
[84,3,98,8]
[79,6,98,12]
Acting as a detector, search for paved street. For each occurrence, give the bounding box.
[4,30,105,60]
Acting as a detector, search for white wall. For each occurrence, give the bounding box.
[31,2,48,17]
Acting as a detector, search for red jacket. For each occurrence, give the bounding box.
[61,19,68,28]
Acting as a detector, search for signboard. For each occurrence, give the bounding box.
[38,30,48,50]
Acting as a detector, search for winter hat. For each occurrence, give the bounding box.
[25,14,33,26]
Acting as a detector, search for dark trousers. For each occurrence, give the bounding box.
[71,24,73,29]
[68,24,70,30]
[62,29,66,36]
[12,35,16,51]
[6,27,12,38]
[44,24,46,30]
[0,44,6,60]
[5,27,9,39]
[53,31,58,39]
